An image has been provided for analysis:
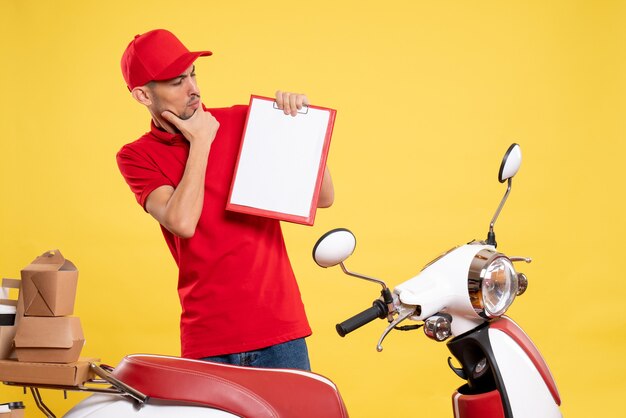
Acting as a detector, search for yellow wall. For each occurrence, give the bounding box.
[1,0,624,416]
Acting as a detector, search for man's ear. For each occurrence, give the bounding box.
[131,86,152,106]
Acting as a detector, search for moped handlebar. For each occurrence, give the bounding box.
[336,300,388,337]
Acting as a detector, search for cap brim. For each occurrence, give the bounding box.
[153,50,212,82]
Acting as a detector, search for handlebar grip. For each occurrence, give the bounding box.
[336,300,388,337]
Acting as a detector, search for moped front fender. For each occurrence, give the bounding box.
[448,317,561,418]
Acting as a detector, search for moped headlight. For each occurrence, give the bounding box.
[468,249,518,318]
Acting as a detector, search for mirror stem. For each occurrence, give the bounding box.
[340,262,395,318]
[487,178,513,247]
[340,262,388,291]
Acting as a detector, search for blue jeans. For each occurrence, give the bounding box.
[200,338,311,371]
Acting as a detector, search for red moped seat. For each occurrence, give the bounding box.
[111,354,349,418]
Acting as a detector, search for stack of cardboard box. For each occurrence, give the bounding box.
[14,250,84,363]
[0,250,94,386]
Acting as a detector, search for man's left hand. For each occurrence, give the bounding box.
[275,91,309,116]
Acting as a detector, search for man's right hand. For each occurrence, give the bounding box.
[161,105,220,148]
[146,105,219,239]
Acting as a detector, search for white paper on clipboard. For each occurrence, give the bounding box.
[227,95,336,225]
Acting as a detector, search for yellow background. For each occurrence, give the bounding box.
[1,0,624,416]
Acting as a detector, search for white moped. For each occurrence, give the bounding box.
[9,144,560,418]
[312,143,562,417]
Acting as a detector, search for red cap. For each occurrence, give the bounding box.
[121,29,212,90]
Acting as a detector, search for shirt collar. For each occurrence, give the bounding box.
[149,119,187,145]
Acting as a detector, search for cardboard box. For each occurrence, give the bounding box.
[0,326,17,360]
[0,411,25,418]
[0,412,24,418]
[0,403,25,418]
[14,316,84,363]
[20,250,78,317]
[0,358,97,386]
[0,278,22,360]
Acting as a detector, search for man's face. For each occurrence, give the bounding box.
[147,64,201,127]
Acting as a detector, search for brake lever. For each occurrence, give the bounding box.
[376,309,415,352]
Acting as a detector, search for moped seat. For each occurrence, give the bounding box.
[111,354,349,418]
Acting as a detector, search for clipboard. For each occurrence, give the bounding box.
[226,95,336,225]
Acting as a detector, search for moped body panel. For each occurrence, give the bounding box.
[395,243,488,335]
[488,318,561,417]
[447,317,561,418]
[63,394,236,417]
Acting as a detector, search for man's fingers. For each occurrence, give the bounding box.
[162,107,199,125]
[275,91,309,116]
[275,90,284,108]
[275,90,290,115]
[276,91,296,115]
[278,91,292,115]
[288,94,299,116]
[161,110,177,123]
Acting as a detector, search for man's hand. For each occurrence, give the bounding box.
[162,105,220,148]
[275,91,309,116]
[146,105,219,239]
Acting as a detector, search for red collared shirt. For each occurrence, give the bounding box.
[117,105,311,358]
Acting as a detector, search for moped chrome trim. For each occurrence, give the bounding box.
[517,273,528,296]
[340,262,387,291]
[339,262,396,318]
[490,178,512,231]
[423,314,453,342]
[90,362,148,405]
[467,248,513,318]
[509,256,532,263]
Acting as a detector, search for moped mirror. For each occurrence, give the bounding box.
[487,143,522,246]
[498,143,522,183]
[312,228,356,268]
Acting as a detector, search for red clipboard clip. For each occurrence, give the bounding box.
[272,101,310,114]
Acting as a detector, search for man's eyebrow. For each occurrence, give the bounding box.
[160,66,196,85]
[182,66,196,77]
[170,66,196,82]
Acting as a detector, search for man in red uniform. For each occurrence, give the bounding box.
[117,29,334,370]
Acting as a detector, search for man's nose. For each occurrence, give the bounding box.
[186,77,200,96]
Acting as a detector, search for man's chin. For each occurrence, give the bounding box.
[183,105,201,119]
